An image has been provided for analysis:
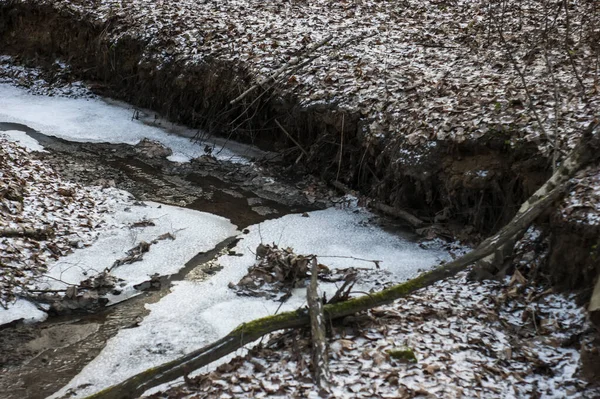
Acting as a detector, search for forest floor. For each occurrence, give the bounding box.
[0,0,600,398]
[154,270,599,399]
[0,77,597,398]
[1,126,598,398]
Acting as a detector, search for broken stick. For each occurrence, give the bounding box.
[307,257,330,389]
[0,226,54,240]
[330,180,425,228]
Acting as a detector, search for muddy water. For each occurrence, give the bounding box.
[0,123,314,398]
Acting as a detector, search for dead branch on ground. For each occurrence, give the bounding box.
[0,226,54,240]
[107,233,175,272]
[307,257,330,389]
[330,180,425,228]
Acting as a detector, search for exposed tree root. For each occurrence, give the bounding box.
[590,277,600,328]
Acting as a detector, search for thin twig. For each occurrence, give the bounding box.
[274,119,309,158]
[563,0,588,98]
[336,113,344,182]
[318,255,382,267]
[229,32,377,129]
[230,35,334,105]
[543,0,562,171]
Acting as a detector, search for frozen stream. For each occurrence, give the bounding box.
[0,83,451,398]
[0,83,268,164]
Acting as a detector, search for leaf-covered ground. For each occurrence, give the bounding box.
[153,270,599,399]
[560,164,600,227]
[12,0,600,159]
[0,136,117,307]
[9,0,600,228]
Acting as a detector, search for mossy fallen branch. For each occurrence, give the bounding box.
[387,347,417,363]
[85,125,600,399]
[82,183,567,399]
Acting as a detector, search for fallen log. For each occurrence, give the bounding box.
[329,180,425,228]
[370,202,425,228]
[85,124,599,399]
[83,183,567,399]
[0,226,54,240]
[307,257,330,389]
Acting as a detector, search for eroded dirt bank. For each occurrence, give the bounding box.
[15,2,600,309]
[0,0,599,394]
[0,0,554,234]
[2,1,598,301]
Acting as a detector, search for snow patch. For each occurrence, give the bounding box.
[51,206,449,398]
[0,83,248,163]
[0,299,48,326]
[0,130,46,152]
[39,199,239,296]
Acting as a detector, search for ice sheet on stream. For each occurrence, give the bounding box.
[0,83,248,163]
[0,167,237,325]
[38,199,239,299]
[51,206,451,398]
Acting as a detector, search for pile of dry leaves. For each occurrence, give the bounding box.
[229,244,327,301]
[228,243,391,303]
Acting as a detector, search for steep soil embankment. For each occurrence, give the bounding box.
[0,0,598,299]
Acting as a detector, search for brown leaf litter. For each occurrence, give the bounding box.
[154,270,600,398]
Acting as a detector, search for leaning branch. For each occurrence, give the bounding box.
[275,119,309,158]
[82,183,568,399]
[85,125,599,399]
